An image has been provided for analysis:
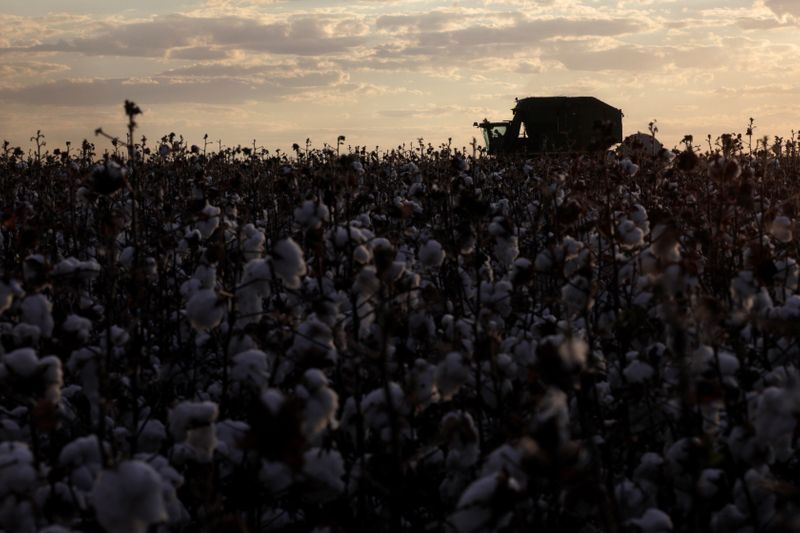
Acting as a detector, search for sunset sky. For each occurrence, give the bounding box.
[1,0,799,153]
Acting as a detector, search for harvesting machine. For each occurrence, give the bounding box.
[475,96,623,155]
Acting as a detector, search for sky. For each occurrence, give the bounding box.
[1,0,799,153]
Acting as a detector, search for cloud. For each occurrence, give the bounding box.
[0,70,348,106]
[3,14,366,58]
[763,0,800,17]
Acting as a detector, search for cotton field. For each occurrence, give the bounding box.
[1,119,799,532]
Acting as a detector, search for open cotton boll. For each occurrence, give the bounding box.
[711,504,749,533]
[771,216,793,243]
[619,219,645,248]
[494,236,519,268]
[302,448,345,500]
[697,469,724,498]
[753,387,796,462]
[231,349,271,390]
[2,348,39,378]
[185,289,227,332]
[271,238,307,289]
[627,508,673,533]
[91,460,168,533]
[408,358,439,408]
[169,401,219,462]
[436,352,469,401]
[630,204,650,232]
[294,200,330,229]
[297,368,339,442]
[134,454,187,527]
[20,294,54,338]
[0,442,37,498]
[59,435,104,491]
[138,420,167,454]
[615,479,646,519]
[0,280,22,315]
[361,383,407,441]
[38,356,63,404]
[419,239,446,268]
[291,317,337,365]
[449,473,520,533]
[561,275,593,316]
[624,359,655,384]
[240,223,265,259]
[260,460,293,494]
[62,314,92,343]
[619,158,639,176]
[196,203,221,239]
[441,411,479,470]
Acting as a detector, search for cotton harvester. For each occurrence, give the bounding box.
[474,96,623,154]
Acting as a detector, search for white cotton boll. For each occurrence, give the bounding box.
[0,442,37,497]
[134,454,187,527]
[436,352,469,401]
[534,248,556,272]
[2,348,39,378]
[627,508,673,533]
[558,336,588,371]
[302,448,345,500]
[631,204,649,231]
[361,383,406,441]
[231,349,271,390]
[59,435,104,491]
[197,203,221,239]
[119,246,135,269]
[534,387,570,442]
[169,401,219,462]
[697,469,723,498]
[23,254,45,284]
[561,276,593,316]
[62,314,92,343]
[711,504,749,533]
[237,258,271,324]
[619,219,645,248]
[39,355,63,403]
[138,420,167,454]
[619,158,639,176]
[441,411,479,470]
[291,317,337,364]
[409,358,439,408]
[260,388,285,415]
[297,368,339,442]
[615,479,646,519]
[185,289,227,332]
[624,359,655,384]
[20,293,54,338]
[0,280,22,315]
[494,237,519,267]
[481,442,531,489]
[353,244,372,264]
[294,200,330,229]
[449,473,520,533]
[91,460,168,533]
[260,460,293,494]
[241,223,265,259]
[271,238,307,289]
[734,467,776,526]
[771,215,793,243]
[753,387,796,462]
[419,239,446,268]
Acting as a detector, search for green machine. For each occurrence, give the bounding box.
[475,96,623,154]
